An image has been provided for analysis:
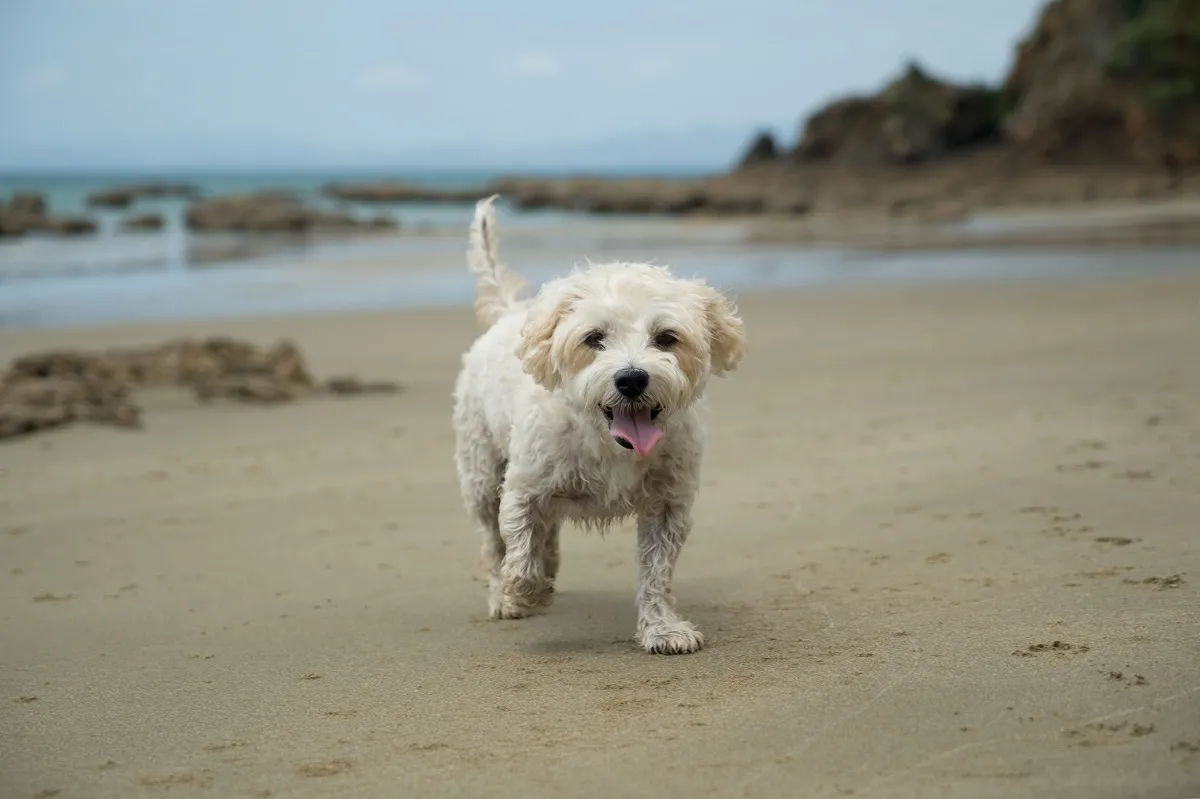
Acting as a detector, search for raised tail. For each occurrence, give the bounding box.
[467,195,527,328]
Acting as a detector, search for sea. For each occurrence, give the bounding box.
[0,169,594,274]
[2,170,1198,329]
[0,169,638,327]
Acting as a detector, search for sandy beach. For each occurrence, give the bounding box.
[2,264,1199,798]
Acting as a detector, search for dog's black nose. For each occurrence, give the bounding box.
[614,367,650,398]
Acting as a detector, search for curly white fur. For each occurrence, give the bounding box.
[452,196,746,654]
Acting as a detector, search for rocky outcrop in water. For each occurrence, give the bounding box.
[0,337,402,441]
[364,215,400,230]
[185,192,311,232]
[0,192,99,238]
[484,176,791,216]
[323,182,483,203]
[40,216,99,235]
[87,182,199,208]
[7,192,47,217]
[122,212,166,231]
[0,203,42,238]
[184,192,396,233]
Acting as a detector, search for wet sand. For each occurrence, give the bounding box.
[2,270,1200,798]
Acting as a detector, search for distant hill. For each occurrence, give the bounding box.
[738,0,1200,169]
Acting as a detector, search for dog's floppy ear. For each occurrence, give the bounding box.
[516,284,577,390]
[698,284,746,375]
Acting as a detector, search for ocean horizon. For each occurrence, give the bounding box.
[0,166,715,212]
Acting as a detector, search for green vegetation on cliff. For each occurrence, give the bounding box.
[1108,0,1200,109]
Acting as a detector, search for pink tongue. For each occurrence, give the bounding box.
[609,406,663,458]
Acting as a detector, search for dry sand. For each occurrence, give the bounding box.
[2,272,1199,798]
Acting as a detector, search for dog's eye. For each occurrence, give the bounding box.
[583,330,606,349]
[654,331,679,348]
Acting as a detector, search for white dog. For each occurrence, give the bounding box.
[452,196,745,654]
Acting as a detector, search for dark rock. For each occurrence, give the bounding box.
[945,86,1008,150]
[121,212,165,231]
[491,178,718,216]
[8,192,47,216]
[486,178,568,211]
[737,131,781,168]
[792,98,878,162]
[1,337,400,440]
[0,210,41,238]
[38,216,99,236]
[185,192,311,233]
[87,182,199,208]
[364,215,399,230]
[324,377,403,395]
[0,401,75,439]
[0,197,97,236]
[88,191,134,209]
[0,365,142,440]
[0,192,50,238]
[193,376,298,404]
[793,62,1004,166]
[477,178,802,218]
[185,192,396,233]
[323,182,483,203]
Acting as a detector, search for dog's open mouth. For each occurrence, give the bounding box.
[601,404,663,458]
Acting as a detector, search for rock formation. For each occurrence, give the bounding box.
[323,182,483,203]
[184,193,395,233]
[87,182,199,208]
[1002,0,1200,165]
[791,62,1003,166]
[788,0,1200,167]
[122,212,166,231]
[0,337,402,441]
[0,192,99,238]
[736,132,781,167]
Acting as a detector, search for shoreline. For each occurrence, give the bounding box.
[3,244,1197,332]
[2,197,1199,331]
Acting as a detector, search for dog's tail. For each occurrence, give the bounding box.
[467,195,527,328]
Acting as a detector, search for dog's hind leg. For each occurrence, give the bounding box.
[453,423,514,619]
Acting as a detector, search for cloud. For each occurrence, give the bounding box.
[353,64,426,93]
[506,51,562,79]
[16,66,66,93]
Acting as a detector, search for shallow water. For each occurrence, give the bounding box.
[0,169,706,276]
[3,240,1197,329]
[8,172,1198,330]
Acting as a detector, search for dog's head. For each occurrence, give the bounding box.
[515,262,745,458]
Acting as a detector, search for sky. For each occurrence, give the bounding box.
[0,0,1049,171]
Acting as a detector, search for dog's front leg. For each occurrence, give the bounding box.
[495,490,556,618]
[636,500,703,654]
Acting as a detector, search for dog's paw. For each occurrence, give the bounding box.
[639,619,704,655]
[488,595,535,620]
[501,572,554,608]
